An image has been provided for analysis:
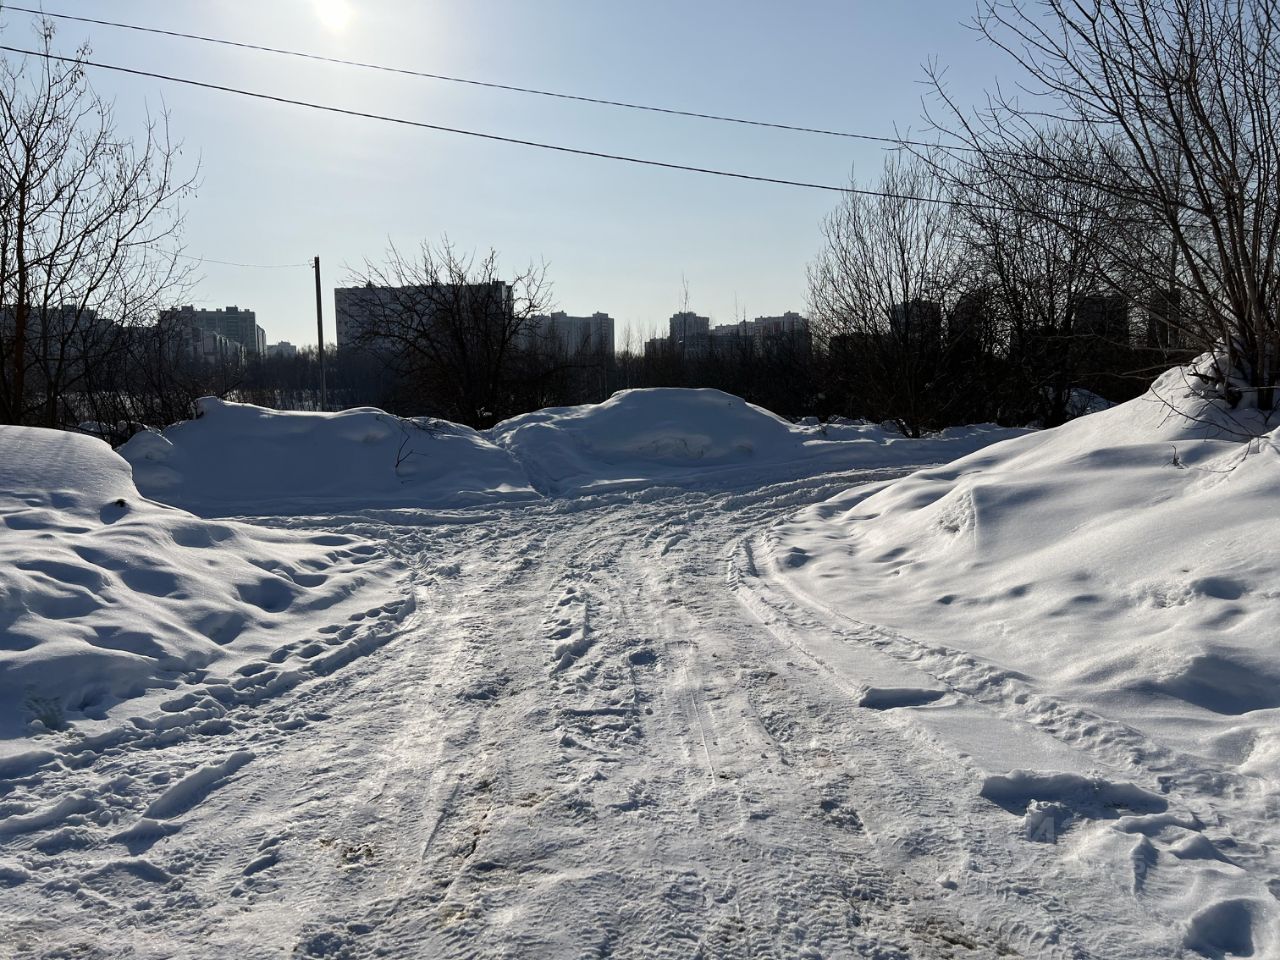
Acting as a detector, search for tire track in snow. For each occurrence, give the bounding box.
[0,466,1191,958]
[620,499,1045,958]
[734,523,1280,958]
[746,524,1280,873]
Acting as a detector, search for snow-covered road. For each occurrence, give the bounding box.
[2,464,1216,959]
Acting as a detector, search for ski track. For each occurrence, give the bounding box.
[0,466,1248,958]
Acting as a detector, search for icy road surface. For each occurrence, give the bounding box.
[0,468,1251,959]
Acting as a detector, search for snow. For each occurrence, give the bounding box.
[492,388,1028,495]
[766,366,1280,771]
[4,393,1025,760]
[762,361,1280,957]
[491,388,809,492]
[3,377,1276,957]
[0,425,413,757]
[121,390,1027,508]
[121,397,538,516]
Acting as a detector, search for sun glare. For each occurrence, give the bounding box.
[313,0,354,34]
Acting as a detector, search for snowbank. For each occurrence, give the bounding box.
[121,398,538,516]
[490,388,1028,494]
[770,366,1280,770]
[765,363,1280,954]
[118,392,1027,508]
[0,426,410,749]
[490,389,807,492]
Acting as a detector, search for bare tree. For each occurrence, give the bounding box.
[932,128,1149,424]
[0,25,194,427]
[340,238,551,427]
[926,0,1280,413]
[807,156,966,435]
[75,317,242,444]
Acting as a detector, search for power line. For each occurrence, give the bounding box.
[0,45,1210,228]
[0,9,1176,179]
[0,44,859,194]
[10,7,1185,179]
[6,5,941,147]
[171,252,312,269]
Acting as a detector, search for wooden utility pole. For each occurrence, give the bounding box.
[314,256,328,411]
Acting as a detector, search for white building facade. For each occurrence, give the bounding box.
[163,305,266,356]
[526,311,616,357]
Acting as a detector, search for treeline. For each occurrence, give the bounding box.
[0,257,1194,443]
[239,218,1188,433]
[23,321,242,447]
[231,308,1181,437]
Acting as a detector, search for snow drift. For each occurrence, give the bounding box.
[121,391,1028,508]
[769,363,1280,772]
[0,427,410,750]
[121,398,538,517]
[765,361,1280,957]
[490,389,808,493]
[491,388,1027,495]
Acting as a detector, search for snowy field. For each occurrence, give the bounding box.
[0,381,1276,958]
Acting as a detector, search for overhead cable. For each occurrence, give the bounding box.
[0,44,860,194]
[6,4,944,148]
[0,45,1215,227]
[171,252,312,269]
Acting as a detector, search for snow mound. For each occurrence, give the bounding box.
[1183,898,1279,959]
[491,389,806,491]
[978,770,1166,814]
[491,389,1028,494]
[768,362,1280,951]
[121,398,538,517]
[120,393,1027,510]
[2,424,137,513]
[0,426,410,750]
[773,369,1280,771]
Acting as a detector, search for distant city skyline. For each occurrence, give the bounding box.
[0,1,1006,347]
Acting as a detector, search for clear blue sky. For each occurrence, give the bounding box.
[0,1,1004,348]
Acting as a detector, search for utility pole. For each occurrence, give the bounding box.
[314,256,328,411]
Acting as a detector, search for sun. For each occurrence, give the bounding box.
[313,0,354,33]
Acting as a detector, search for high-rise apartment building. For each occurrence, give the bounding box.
[669,311,711,342]
[335,281,514,349]
[526,311,616,356]
[163,305,266,356]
